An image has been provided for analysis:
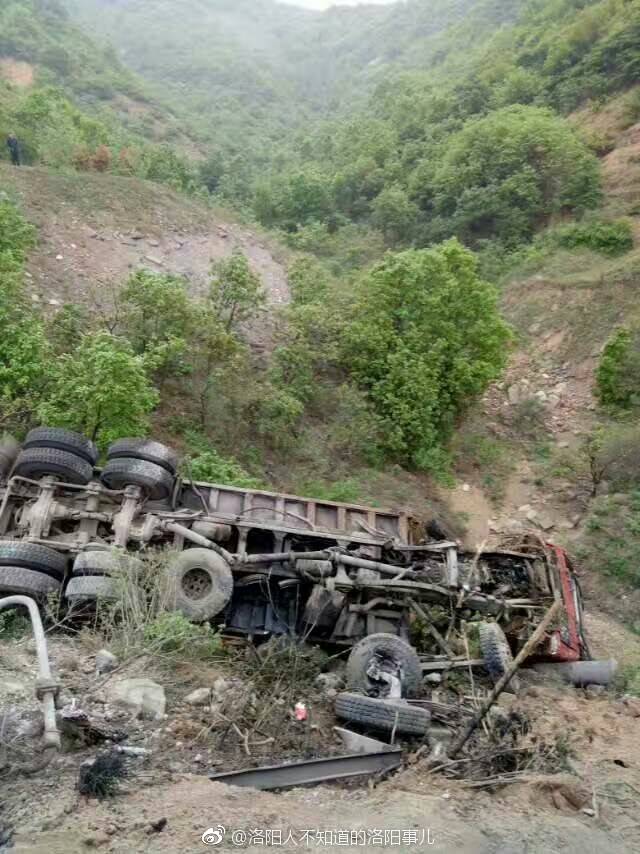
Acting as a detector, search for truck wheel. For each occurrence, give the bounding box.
[0,435,20,478]
[346,633,423,699]
[24,427,98,466]
[12,447,94,485]
[0,541,68,581]
[0,566,61,597]
[72,550,140,577]
[165,548,233,622]
[335,692,430,737]
[100,458,174,501]
[107,438,179,475]
[66,575,118,604]
[479,622,516,683]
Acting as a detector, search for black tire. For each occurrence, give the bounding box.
[12,447,94,486]
[0,541,68,581]
[335,692,430,737]
[107,439,179,475]
[479,622,516,683]
[0,436,20,477]
[0,566,61,597]
[72,549,142,578]
[100,458,175,501]
[165,548,233,622]
[346,633,423,699]
[24,427,98,466]
[66,575,118,603]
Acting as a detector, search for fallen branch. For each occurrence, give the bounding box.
[447,600,562,759]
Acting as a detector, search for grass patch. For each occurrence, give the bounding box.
[94,550,225,661]
[0,608,31,641]
[452,428,516,504]
[576,492,640,589]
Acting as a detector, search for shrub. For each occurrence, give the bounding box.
[0,200,36,265]
[579,491,640,590]
[623,88,640,127]
[143,612,222,656]
[585,425,640,494]
[545,219,633,257]
[181,431,261,488]
[597,327,640,409]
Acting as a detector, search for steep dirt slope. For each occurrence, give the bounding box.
[446,93,640,550]
[0,165,289,328]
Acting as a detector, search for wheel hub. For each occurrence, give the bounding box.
[182,567,213,600]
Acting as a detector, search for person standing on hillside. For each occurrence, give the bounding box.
[6,133,21,166]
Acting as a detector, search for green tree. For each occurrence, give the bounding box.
[209,251,265,332]
[37,332,159,448]
[119,270,194,375]
[422,105,601,245]
[342,240,512,470]
[371,185,419,245]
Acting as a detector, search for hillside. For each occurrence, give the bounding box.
[0,0,200,185]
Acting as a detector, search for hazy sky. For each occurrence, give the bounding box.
[283,1,396,9]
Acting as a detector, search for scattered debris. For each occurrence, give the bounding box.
[209,748,402,790]
[77,750,127,799]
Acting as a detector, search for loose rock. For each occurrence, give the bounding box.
[108,678,166,720]
[95,650,119,675]
[184,687,211,707]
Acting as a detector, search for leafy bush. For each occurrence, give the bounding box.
[342,239,512,471]
[597,328,640,409]
[143,612,222,656]
[586,425,640,494]
[37,331,159,448]
[0,201,47,427]
[545,219,634,257]
[0,199,36,264]
[579,491,640,589]
[182,431,261,488]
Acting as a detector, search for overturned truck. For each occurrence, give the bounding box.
[0,428,588,695]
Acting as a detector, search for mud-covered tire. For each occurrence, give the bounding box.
[24,427,98,466]
[12,447,94,485]
[0,541,67,581]
[165,548,233,622]
[107,438,179,475]
[66,575,118,603]
[0,566,61,597]
[479,622,515,682]
[346,633,423,698]
[100,458,174,501]
[334,692,430,736]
